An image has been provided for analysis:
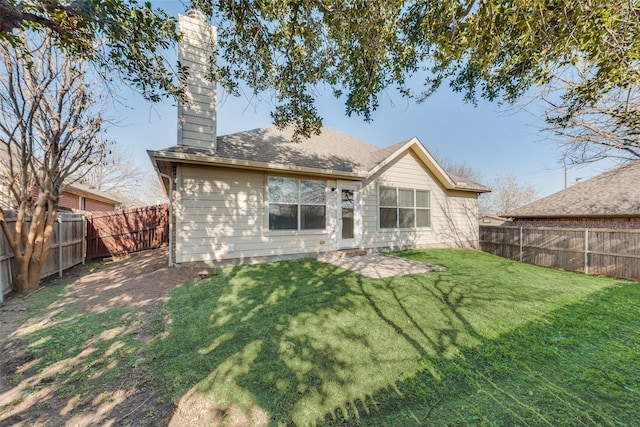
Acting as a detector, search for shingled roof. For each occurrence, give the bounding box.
[507,161,640,218]
[64,182,122,206]
[149,126,490,193]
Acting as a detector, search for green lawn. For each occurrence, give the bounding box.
[150,249,640,426]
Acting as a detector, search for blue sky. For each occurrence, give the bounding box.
[109,2,613,198]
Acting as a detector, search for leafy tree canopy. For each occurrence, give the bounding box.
[2,0,638,141]
[208,0,640,139]
[0,0,181,101]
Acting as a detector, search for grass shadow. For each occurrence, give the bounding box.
[152,249,631,425]
[340,281,640,426]
[0,283,159,425]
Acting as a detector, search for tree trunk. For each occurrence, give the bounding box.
[27,254,44,288]
[1,201,58,293]
[13,254,31,293]
[27,212,56,287]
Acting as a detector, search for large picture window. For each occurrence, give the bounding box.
[379,186,431,229]
[268,177,326,230]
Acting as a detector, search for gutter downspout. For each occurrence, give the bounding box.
[157,171,174,267]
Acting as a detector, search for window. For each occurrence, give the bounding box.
[379,186,431,229]
[268,177,326,230]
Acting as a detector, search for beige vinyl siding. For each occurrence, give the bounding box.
[175,164,337,263]
[174,150,479,264]
[361,150,478,249]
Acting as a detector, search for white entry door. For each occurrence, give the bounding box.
[337,182,362,249]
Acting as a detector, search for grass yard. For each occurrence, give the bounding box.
[150,249,640,426]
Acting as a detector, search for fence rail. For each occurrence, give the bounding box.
[1,214,85,302]
[480,225,640,281]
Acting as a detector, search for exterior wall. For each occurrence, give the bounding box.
[0,180,10,209]
[58,191,81,210]
[175,164,337,264]
[84,198,116,212]
[512,217,640,229]
[31,188,116,212]
[361,151,479,250]
[174,150,480,265]
[58,191,116,212]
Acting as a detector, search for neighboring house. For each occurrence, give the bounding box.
[1,180,121,213]
[147,12,490,266]
[505,161,640,229]
[58,182,122,212]
[1,144,120,212]
[479,214,511,226]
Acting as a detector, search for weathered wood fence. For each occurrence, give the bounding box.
[86,204,168,260]
[0,213,85,302]
[480,225,640,281]
[1,205,169,302]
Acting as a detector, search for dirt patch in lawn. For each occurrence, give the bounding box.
[0,248,203,426]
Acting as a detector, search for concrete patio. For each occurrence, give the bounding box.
[317,253,446,278]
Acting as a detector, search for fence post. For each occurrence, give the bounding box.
[520,227,524,262]
[82,216,86,265]
[58,216,63,278]
[584,228,589,275]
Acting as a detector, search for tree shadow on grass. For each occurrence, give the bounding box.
[342,282,640,426]
[0,297,159,426]
[0,249,198,426]
[156,258,372,425]
[152,251,619,426]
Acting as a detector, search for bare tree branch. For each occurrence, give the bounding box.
[0,31,108,292]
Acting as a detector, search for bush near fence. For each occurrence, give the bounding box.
[480,225,640,282]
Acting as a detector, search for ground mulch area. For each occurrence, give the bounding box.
[0,248,203,426]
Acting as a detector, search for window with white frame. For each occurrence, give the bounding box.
[268,176,326,230]
[379,186,431,229]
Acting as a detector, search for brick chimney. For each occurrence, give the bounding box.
[177,11,217,150]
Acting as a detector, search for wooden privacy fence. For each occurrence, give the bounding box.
[86,204,169,260]
[480,225,640,281]
[1,205,169,301]
[1,213,85,302]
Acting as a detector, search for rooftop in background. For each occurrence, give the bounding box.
[64,182,123,207]
[506,161,640,218]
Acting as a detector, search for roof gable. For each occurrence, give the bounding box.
[507,161,640,218]
[367,137,490,192]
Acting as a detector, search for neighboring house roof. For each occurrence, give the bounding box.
[64,182,122,206]
[148,126,490,193]
[506,161,640,218]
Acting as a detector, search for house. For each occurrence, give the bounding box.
[479,214,511,226]
[505,161,640,229]
[1,145,120,212]
[1,180,121,213]
[58,182,122,212]
[148,12,490,266]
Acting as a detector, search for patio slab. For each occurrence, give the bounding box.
[317,253,445,278]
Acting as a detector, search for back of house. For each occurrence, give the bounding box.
[148,11,489,266]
